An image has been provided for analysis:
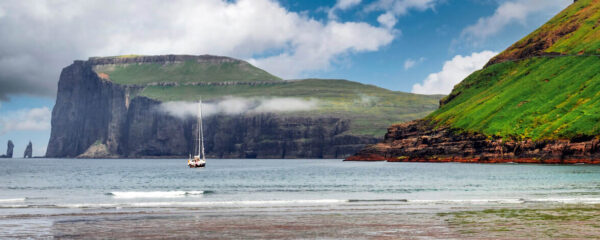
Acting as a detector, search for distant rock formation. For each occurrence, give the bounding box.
[24,141,32,158]
[0,140,14,158]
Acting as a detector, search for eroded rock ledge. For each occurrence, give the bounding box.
[346,120,600,164]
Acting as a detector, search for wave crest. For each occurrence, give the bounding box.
[107,191,205,199]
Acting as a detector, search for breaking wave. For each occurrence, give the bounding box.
[0,198,25,203]
[106,191,206,199]
[5,197,600,209]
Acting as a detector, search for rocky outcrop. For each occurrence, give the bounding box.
[0,140,13,158]
[346,120,600,164]
[77,142,115,158]
[24,141,32,158]
[46,57,379,159]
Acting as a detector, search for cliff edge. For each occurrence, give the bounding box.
[47,55,441,158]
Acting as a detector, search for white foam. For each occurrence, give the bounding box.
[0,198,26,203]
[0,204,28,208]
[57,203,119,208]
[57,199,347,208]
[408,199,524,204]
[131,199,346,207]
[406,197,600,205]
[109,191,204,199]
[526,197,600,204]
[19,197,600,209]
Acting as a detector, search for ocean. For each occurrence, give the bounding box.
[2,158,600,238]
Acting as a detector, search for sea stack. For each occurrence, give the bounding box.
[6,140,13,158]
[0,140,14,158]
[24,141,33,158]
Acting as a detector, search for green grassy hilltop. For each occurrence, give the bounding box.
[92,55,442,137]
[429,0,600,140]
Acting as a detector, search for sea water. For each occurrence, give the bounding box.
[2,158,600,210]
[3,158,600,238]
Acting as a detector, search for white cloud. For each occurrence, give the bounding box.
[461,0,570,42]
[411,51,498,95]
[336,0,362,10]
[249,21,393,78]
[0,0,394,99]
[157,97,319,119]
[367,0,437,16]
[404,59,417,69]
[328,0,362,19]
[404,57,425,70]
[377,12,398,29]
[0,107,51,134]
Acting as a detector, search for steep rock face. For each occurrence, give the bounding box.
[46,60,129,158]
[121,96,375,158]
[347,120,600,164]
[46,58,379,159]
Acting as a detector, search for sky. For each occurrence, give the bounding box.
[0,0,571,156]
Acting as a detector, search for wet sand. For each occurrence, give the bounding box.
[4,204,600,239]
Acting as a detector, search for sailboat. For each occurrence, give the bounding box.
[188,101,206,168]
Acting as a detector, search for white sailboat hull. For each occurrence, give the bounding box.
[188,160,206,168]
[187,101,207,168]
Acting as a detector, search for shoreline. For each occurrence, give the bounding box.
[346,154,600,164]
[4,203,600,239]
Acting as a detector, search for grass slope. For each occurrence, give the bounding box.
[489,0,600,65]
[94,59,281,85]
[430,56,600,140]
[141,79,442,136]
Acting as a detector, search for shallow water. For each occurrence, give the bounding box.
[2,158,600,238]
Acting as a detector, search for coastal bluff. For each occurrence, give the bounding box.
[46,55,440,159]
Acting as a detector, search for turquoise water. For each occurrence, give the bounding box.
[2,158,600,210]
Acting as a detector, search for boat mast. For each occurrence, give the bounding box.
[198,100,206,161]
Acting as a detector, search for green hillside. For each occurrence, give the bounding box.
[488,0,600,65]
[142,79,442,136]
[93,58,281,85]
[92,56,442,137]
[429,0,600,141]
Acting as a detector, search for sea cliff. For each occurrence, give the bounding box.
[46,55,438,158]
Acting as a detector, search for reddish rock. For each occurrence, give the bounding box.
[347,120,600,164]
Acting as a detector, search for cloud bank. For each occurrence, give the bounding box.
[0,107,51,134]
[157,97,319,119]
[411,51,497,95]
[0,0,395,100]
